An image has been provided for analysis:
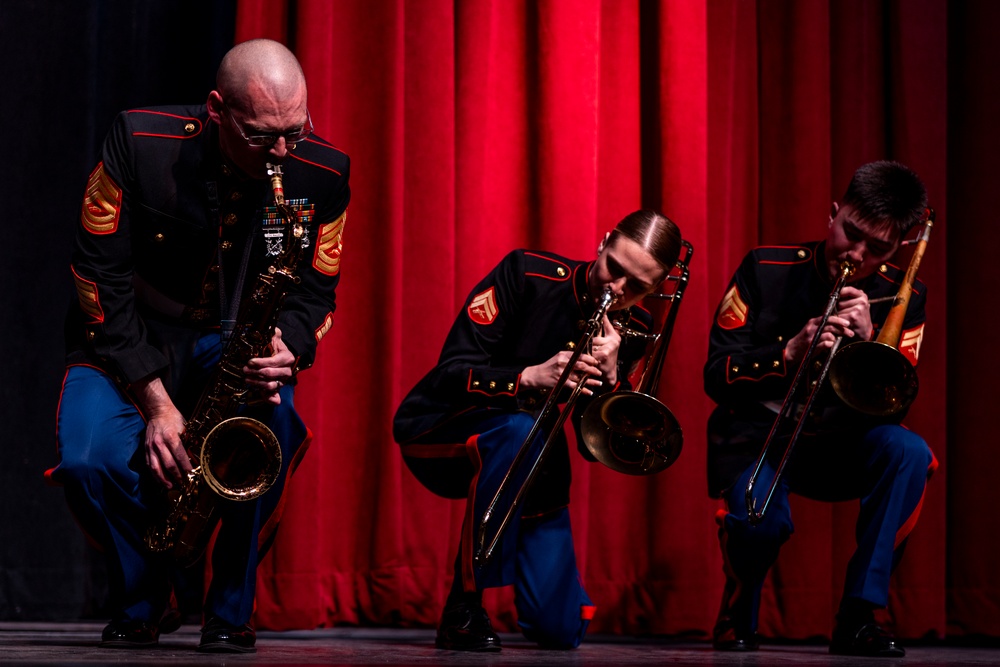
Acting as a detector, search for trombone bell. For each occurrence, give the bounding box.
[580,391,683,475]
[828,340,919,417]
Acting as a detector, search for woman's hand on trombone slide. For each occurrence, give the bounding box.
[521,314,621,395]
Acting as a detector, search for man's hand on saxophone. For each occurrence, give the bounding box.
[131,375,192,490]
[244,327,296,406]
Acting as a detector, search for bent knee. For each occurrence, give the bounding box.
[504,411,538,441]
[868,425,932,469]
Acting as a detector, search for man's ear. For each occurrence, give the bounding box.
[206,91,225,124]
[829,201,840,227]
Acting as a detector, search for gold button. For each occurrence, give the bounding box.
[184,122,196,133]
[772,360,780,368]
[87,330,95,340]
[223,213,238,226]
[230,191,242,202]
[472,381,480,388]
[567,341,575,350]
[880,264,888,273]
[221,240,233,251]
[777,336,783,342]
[489,381,496,389]
[731,365,739,373]
[154,233,165,243]
[507,383,515,391]
[752,362,759,369]
[797,249,806,259]
[556,267,567,277]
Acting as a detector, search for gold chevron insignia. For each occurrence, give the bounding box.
[81,163,122,235]
[313,210,347,276]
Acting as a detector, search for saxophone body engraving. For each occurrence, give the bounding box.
[145,163,304,566]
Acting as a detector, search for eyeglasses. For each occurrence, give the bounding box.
[224,104,313,148]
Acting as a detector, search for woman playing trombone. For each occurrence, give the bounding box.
[394,210,682,651]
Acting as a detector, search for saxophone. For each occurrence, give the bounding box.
[145,163,306,566]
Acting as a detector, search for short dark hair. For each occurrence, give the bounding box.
[841,161,928,237]
[609,209,683,273]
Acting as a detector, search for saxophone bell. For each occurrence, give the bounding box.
[200,416,282,501]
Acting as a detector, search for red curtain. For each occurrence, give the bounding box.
[230,0,998,640]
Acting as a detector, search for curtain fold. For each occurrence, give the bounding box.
[234,0,974,640]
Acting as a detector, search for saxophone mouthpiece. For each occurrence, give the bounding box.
[266,162,285,206]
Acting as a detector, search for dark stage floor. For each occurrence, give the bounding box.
[1,622,998,666]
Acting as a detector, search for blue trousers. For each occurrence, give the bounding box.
[403,410,593,648]
[51,334,308,627]
[718,423,934,633]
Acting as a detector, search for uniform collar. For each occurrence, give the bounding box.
[574,260,596,313]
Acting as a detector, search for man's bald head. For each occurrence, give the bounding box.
[207,39,311,178]
[216,39,307,111]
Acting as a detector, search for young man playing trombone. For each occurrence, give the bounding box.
[704,161,935,657]
[394,210,683,651]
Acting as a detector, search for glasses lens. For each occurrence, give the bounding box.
[246,128,311,147]
[283,113,313,145]
[229,106,313,147]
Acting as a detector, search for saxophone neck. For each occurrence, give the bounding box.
[265,162,305,271]
[266,162,285,207]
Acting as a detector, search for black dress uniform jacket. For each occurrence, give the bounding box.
[704,242,927,497]
[394,249,653,513]
[67,104,350,389]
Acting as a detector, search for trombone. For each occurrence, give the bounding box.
[829,210,934,416]
[579,240,692,474]
[474,241,692,566]
[745,209,934,524]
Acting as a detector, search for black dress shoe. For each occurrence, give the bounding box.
[197,616,257,654]
[436,602,502,652]
[830,622,905,657]
[712,620,759,651]
[99,619,159,648]
[711,576,759,651]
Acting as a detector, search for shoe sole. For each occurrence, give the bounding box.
[830,647,905,658]
[98,640,158,649]
[713,643,759,652]
[435,640,502,652]
[197,642,257,654]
